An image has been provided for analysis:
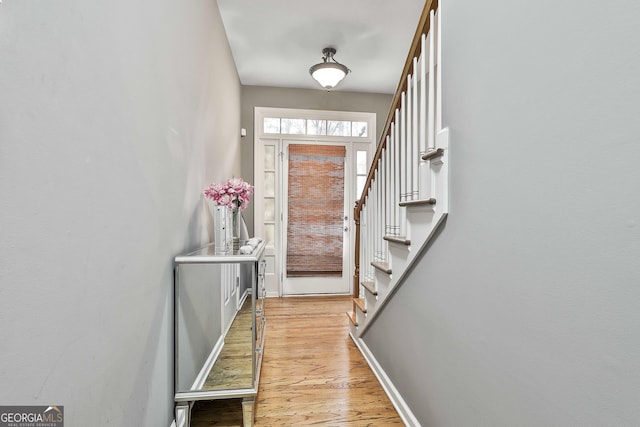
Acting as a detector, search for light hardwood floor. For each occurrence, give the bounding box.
[191,296,403,426]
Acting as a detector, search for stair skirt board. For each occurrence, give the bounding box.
[359,212,448,336]
[349,332,421,427]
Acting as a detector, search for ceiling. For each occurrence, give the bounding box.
[216,0,425,94]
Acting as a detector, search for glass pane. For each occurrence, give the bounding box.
[306,119,326,135]
[265,224,275,246]
[264,198,275,222]
[264,171,275,197]
[356,150,367,175]
[327,120,351,137]
[264,145,276,170]
[264,118,280,134]
[357,176,366,199]
[352,121,368,137]
[281,118,305,134]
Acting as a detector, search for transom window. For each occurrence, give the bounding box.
[264,117,368,138]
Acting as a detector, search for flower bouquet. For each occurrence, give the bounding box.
[203,178,254,251]
[203,177,254,210]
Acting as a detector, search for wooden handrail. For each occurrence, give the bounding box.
[355,0,438,216]
[352,0,439,298]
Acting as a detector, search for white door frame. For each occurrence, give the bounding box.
[281,139,352,295]
[254,107,375,297]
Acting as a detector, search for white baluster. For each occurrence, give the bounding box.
[380,158,387,259]
[394,108,400,236]
[377,162,384,260]
[400,92,407,205]
[397,92,409,236]
[420,34,427,157]
[412,57,419,200]
[436,8,442,133]
[419,33,429,199]
[362,198,371,279]
[373,173,378,263]
[406,75,413,201]
[380,147,389,235]
[373,171,379,262]
[367,197,372,279]
[384,135,393,234]
[389,121,398,235]
[376,166,384,260]
[428,10,435,151]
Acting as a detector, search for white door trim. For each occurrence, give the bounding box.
[254,107,375,297]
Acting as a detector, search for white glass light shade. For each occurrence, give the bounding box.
[309,63,349,89]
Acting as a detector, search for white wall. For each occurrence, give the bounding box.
[0,1,240,425]
[363,1,640,425]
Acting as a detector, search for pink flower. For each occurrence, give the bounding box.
[203,177,254,210]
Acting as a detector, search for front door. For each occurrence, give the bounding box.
[282,142,351,295]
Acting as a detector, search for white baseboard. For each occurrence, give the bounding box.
[349,332,421,427]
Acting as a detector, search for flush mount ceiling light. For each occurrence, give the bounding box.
[309,47,350,89]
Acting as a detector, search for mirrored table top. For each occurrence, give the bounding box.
[174,240,266,264]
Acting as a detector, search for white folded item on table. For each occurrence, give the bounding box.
[239,245,254,254]
[247,237,263,248]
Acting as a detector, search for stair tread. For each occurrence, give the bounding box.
[371,261,392,274]
[346,311,358,326]
[399,198,436,207]
[361,281,378,295]
[384,235,411,245]
[353,298,367,313]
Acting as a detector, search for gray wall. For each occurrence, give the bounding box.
[363,1,640,425]
[0,1,241,426]
[240,85,392,235]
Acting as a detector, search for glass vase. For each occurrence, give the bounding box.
[230,208,241,250]
[213,205,229,253]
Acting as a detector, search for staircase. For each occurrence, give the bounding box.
[347,0,448,342]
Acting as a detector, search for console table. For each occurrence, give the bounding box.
[173,240,266,427]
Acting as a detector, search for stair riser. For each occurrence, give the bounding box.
[364,291,377,311]
[374,269,392,296]
[406,205,436,242]
[388,245,410,280]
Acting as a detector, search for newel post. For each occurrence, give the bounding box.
[353,201,361,298]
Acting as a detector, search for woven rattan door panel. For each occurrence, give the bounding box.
[286,144,346,278]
